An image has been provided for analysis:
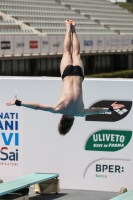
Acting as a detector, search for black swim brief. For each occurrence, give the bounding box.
[61,65,84,81]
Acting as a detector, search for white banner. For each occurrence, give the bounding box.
[57,36,64,54]
[84,35,92,52]
[14,36,24,55]
[24,36,32,54]
[0,35,133,55]
[3,36,13,55]
[98,35,104,51]
[0,36,5,55]
[84,159,133,191]
[49,36,58,54]
[117,35,123,50]
[111,35,117,51]
[1,77,133,192]
[122,35,129,50]
[91,35,98,51]
[129,35,133,51]
[78,35,84,53]
[104,35,111,51]
[41,36,49,54]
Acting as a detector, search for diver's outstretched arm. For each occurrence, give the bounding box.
[6,95,56,113]
[83,102,125,116]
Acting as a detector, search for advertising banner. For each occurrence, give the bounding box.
[41,36,49,54]
[57,36,64,54]
[117,35,123,50]
[85,130,132,152]
[0,35,133,55]
[91,35,98,51]
[0,36,4,55]
[97,35,104,51]
[0,103,23,181]
[84,159,133,191]
[104,35,111,51]
[122,35,129,50]
[24,36,32,54]
[1,78,133,192]
[129,35,133,51]
[78,35,84,53]
[84,35,93,52]
[31,36,40,54]
[49,36,58,54]
[3,36,13,55]
[14,36,24,55]
[85,100,132,122]
[111,35,117,51]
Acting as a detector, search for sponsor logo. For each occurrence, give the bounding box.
[29,41,38,49]
[85,100,132,122]
[1,41,10,49]
[53,42,60,47]
[106,40,110,46]
[95,174,107,178]
[95,164,124,178]
[0,112,19,165]
[97,40,103,45]
[83,158,130,179]
[42,41,48,46]
[83,158,132,181]
[16,42,24,48]
[85,130,132,152]
[131,40,133,45]
[84,40,93,47]
[0,145,18,161]
[96,164,124,173]
[114,108,128,115]
[42,41,48,49]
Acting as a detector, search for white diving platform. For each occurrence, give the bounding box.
[0,173,59,196]
[110,190,133,200]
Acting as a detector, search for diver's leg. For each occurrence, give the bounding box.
[60,20,73,76]
[71,20,84,75]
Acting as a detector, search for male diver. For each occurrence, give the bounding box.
[6,20,124,135]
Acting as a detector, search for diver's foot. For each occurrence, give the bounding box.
[69,20,76,32]
[65,19,71,28]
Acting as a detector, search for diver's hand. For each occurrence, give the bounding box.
[111,102,125,110]
[6,95,17,106]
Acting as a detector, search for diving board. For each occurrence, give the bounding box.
[0,173,59,196]
[110,190,133,200]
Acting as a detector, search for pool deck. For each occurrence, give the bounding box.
[29,187,118,200]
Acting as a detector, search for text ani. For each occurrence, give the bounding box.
[0,112,19,130]
[0,121,18,130]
